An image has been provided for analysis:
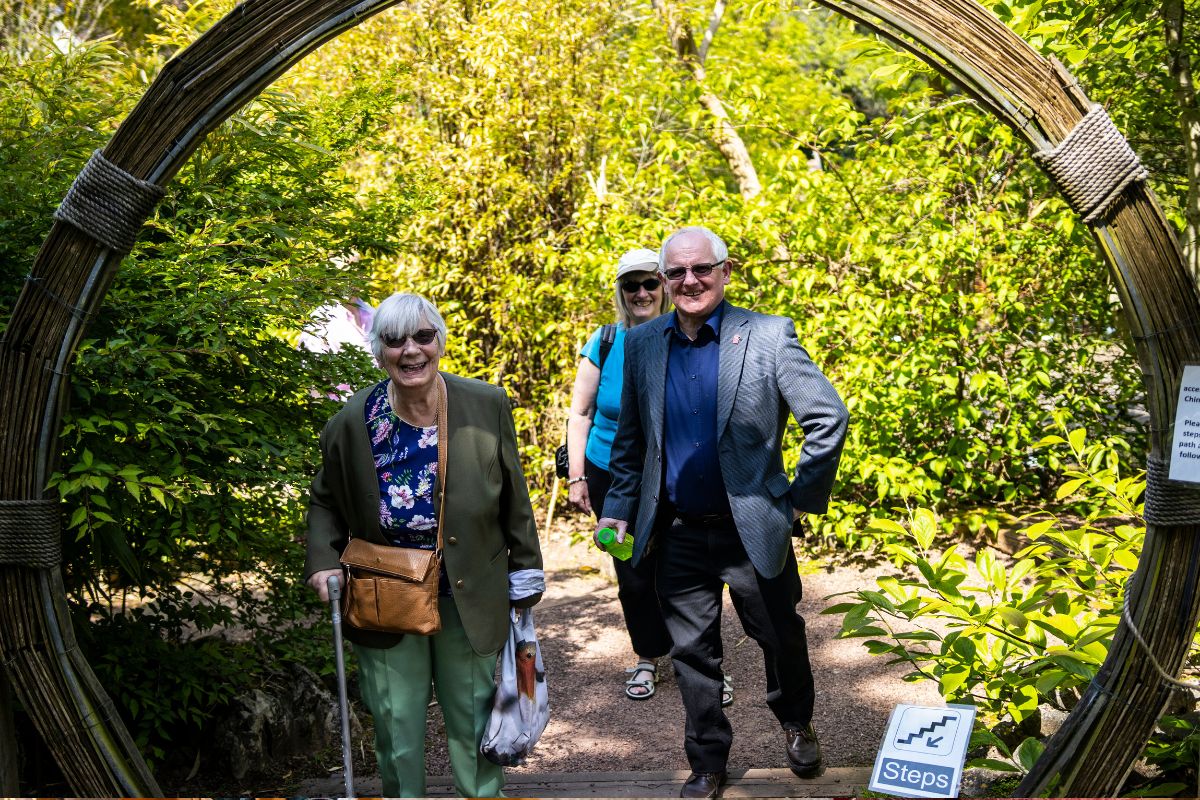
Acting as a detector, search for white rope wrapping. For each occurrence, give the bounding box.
[54,149,166,253]
[1034,105,1148,223]
[1144,456,1200,526]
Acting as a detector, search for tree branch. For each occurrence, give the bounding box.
[656,0,762,199]
[698,0,726,65]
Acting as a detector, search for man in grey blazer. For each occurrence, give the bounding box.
[596,226,849,798]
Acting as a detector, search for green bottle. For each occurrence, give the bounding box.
[597,527,633,561]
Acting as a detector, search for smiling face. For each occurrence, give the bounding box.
[380,321,442,397]
[662,230,731,327]
[619,270,666,326]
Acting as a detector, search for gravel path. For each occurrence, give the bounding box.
[412,524,943,779]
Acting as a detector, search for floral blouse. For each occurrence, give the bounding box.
[365,380,449,595]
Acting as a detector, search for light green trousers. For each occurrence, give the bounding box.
[355,596,503,798]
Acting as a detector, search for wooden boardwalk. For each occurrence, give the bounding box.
[304,767,872,797]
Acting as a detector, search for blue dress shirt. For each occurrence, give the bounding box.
[663,302,732,516]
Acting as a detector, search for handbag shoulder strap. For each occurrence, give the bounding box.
[434,373,448,554]
[597,323,617,370]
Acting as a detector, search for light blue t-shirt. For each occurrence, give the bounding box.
[580,323,626,470]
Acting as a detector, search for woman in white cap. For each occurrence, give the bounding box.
[566,248,731,705]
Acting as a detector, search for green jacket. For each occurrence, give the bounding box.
[305,372,543,655]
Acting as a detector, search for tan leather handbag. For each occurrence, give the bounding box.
[339,374,448,635]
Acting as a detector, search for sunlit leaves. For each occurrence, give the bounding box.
[3,5,416,766]
[827,426,1153,773]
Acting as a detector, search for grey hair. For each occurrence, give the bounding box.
[614,269,673,327]
[659,226,729,269]
[369,292,448,362]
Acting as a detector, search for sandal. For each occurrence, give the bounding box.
[625,660,659,701]
[721,674,734,708]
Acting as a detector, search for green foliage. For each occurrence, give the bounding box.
[1143,715,1200,797]
[2,4,420,764]
[73,605,348,768]
[1,0,1183,781]
[54,74,403,617]
[829,420,1141,732]
[75,607,260,765]
[981,0,1196,227]
[295,0,640,491]
[793,104,1136,540]
[0,34,129,316]
[828,420,1200,790]
[321,1,1143,534]
[565,3,1140,541]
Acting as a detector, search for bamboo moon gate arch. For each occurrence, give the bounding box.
[1,0,1198,795]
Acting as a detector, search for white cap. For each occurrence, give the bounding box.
[615,248,660,279]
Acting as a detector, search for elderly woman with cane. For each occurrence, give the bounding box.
[306,292,544,798]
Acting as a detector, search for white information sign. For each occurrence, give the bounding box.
[1170,364,1200,483]
[869,704,976,799]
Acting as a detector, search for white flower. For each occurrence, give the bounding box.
[389,484,415,510]
[408,514,437,531]
[419,427,438,449]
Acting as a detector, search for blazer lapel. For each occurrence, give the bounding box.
[717,305,751,439]
[344,384,384,540]
[645,317,671,450]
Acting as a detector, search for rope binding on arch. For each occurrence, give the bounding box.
[1143,456,1200,527]
[1034,105,1148,224]
[0,499,62,569]
[53,149,166,254]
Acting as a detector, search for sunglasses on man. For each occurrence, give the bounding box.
[382,328,438,348]
[662,260,725,282]
[620,277,662,293]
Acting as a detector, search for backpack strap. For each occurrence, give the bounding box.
[597,324,617,371]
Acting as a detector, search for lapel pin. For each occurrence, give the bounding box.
[731,334,742,345]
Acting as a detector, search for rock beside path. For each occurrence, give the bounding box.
[211,662,358,781]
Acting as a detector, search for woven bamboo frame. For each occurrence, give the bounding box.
[0,0,1196,795]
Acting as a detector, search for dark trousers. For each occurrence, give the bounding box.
[655,516,814,772]
[585,457,672,660]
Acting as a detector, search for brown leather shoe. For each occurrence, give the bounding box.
[784,723,823,778]
[680,771,727,798]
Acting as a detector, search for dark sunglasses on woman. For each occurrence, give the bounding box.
[620,277,662,293]
[382,328,438,348]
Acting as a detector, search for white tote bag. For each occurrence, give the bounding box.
[480,607,550,766]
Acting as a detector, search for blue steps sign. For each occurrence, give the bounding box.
[869,704,976,798]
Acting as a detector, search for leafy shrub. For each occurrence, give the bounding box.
[2,6,416,763]
[320,1,1142,533]
[76,608,260,766]
[0,0,1165,779]
[828,418,1200,792]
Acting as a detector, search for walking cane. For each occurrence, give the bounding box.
[328,574,355,799]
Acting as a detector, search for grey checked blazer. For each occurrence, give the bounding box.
[601,302,850,578]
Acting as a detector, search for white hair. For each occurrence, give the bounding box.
[369,292,447,362]
[659,226,729,269]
